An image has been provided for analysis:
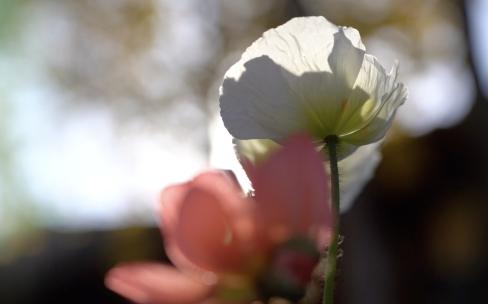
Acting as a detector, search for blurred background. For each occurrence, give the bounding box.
[0,0,487,303]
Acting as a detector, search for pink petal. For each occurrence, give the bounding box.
[176,188,245,271]
[160,171,256,274]
[160,182,207,278]
[250,134,332,249]
[105,262,213,304]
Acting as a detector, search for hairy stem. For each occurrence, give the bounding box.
[323,135,340,304]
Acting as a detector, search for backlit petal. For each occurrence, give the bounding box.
[161,171,255,274]
[220,16,406,159]
[220,17,366,143]
[105,263,213,304]
[338,57,407,144]
[249,134,332,249]
[337,142,382,212]
[175,188,245,272]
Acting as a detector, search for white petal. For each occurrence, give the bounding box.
[327,27,366,91]
[233,138,280,165]
[220,16,367,142]
[220,56,307,141]
[241,17,340,75]
[338,142,381,212]
[301,27,366,132]
[339,56,407,144]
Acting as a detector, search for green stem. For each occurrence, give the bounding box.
[323,135,340,304]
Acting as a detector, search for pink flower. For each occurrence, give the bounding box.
[105,134,331,303]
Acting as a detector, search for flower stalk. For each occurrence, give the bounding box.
[323,135,340,304]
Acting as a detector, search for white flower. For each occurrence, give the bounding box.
[336,141,381,211]
[234,138,381,212]
[220,16,406,158]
